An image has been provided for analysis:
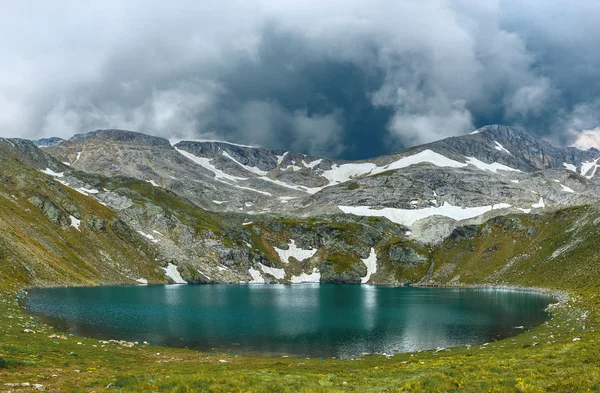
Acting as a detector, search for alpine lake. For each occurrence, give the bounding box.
[22,284,554,359]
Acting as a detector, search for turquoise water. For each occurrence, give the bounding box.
[23,284,553,358]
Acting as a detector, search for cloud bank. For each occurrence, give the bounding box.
[1,0,599,159]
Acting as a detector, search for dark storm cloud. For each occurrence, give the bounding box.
[1,0,600,159]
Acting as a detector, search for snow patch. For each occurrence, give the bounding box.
[273,240,317,263]
[339,202,512,227]
[511,180,519,184]
[138,231,159,243]
[279,196,297,204]
[197,270,212,280]
[531,198,546,208]
[136,278,148,285]
[322,149,468,185]
[62,161,71,166]
[493,141,512,155]
[259,263,285,279]
[563,163,577,172]
[248,268,265,283]
[303,158,323,169]
[517,208,532,214]
[560,184,575,193]
[162,263,186,284]
[41,168,64,178]
[361,248,377,284]
[242,221,253,226]
[290,268,321,283]
[257,175,322,194]
[175,147,248,182]
[465,157,521,173]
[283,165,303,171]
[79,187,99,194]
[69,215,81,230]
[146,180,159,187]
[276,152,288,165]
[233,184,272,196]
[212,200,227,204]
[580,158,600,179]
[74,152,82,164]
[222,151,268,176]
[375,150,468,173]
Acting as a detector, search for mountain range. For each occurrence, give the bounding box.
[2,124,599,288]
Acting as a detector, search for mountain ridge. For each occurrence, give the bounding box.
[3,124,599,286]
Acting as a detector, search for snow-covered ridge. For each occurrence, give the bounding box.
[175,147,247,182]
[176,144,524,198]
[222,151,268,176]
[321,149,469,185]
[171,139,259,149]
[339,202,512,227]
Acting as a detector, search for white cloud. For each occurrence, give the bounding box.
[571,127,600,150]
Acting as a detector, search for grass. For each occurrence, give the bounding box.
[346,182,360,191]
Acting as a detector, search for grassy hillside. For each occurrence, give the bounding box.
[427,206,600,296]
[0,155,166,291]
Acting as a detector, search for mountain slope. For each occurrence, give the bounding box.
[0,139,166,291]
[10,124,600,286]
[43,126,600,243]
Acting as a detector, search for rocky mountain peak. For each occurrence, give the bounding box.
[69,129,171,147]
[32,137,65,147]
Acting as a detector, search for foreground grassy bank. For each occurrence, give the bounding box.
[0,286,598,392]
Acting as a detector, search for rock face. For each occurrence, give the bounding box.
[32,137,64,147]
[9,124,599,285]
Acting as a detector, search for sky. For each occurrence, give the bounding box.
[1,0,600,159]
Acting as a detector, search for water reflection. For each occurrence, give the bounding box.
[23,285,553,358]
